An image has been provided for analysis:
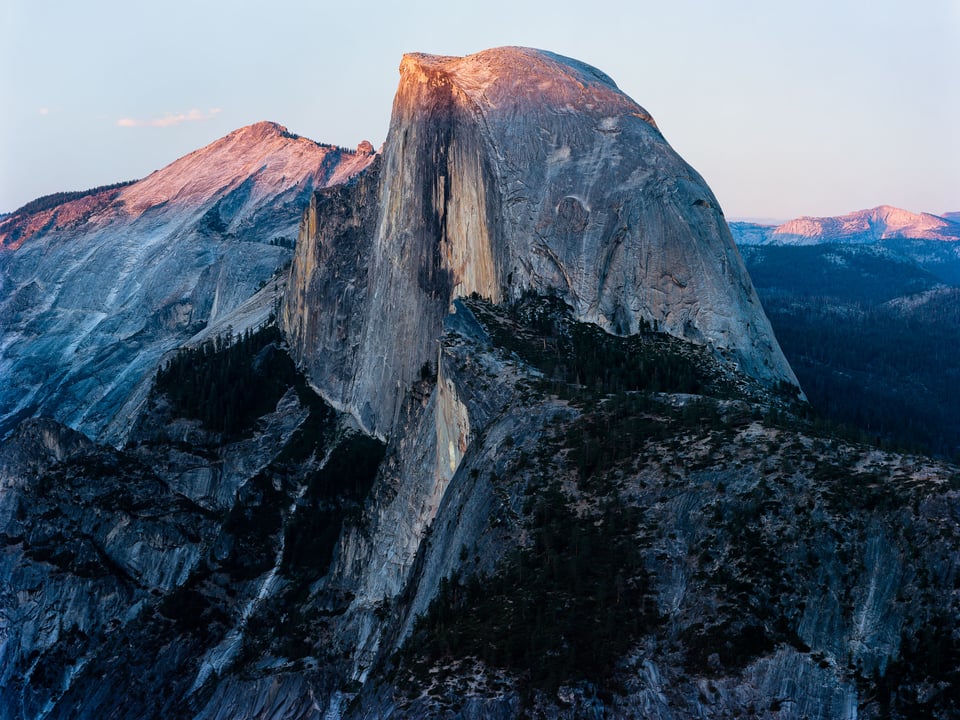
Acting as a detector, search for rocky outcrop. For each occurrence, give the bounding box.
[2,257,958,720]
[0,419,219,718]
[0,122,375,444]
[276,292,957,720]
[283,47,798,437]
[0,334,377,720]
[339,296,960,720]
[282,158,382,422]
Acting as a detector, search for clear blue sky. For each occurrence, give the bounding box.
[2,0,957,219]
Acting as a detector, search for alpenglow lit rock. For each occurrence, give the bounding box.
[731,205,960,246]
[283,47,799,436]
[0,122,375,443]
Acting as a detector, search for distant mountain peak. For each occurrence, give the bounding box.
[731,205,960,246]
[116,121,336,215]
[0,122,376,248]
[229,119,288,138]
[773,205,960,243]
[225,121,349,148]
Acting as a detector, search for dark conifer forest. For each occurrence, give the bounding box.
[154,325,300,439]
[742,245,960,460]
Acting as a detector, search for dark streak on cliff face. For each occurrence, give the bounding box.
[284,55,514,436]
[282,48,799,438]
[413,71,455,299]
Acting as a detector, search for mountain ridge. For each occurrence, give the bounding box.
[731,205,960,246]
[0,121,374,251]
[0,121,375,443]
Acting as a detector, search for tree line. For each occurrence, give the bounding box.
[9,179,138,217]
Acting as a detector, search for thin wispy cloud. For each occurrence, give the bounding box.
[117,108,222,128]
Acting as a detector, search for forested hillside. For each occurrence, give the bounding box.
[742,245,960,459]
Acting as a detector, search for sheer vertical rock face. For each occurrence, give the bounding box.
[284,47,798,437]
[283,158,382,417]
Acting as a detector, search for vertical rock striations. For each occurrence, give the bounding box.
[277,49,805,683]
[283,157,382,419]
[284,47,799,438]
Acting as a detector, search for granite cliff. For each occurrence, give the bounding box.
[283,47,798,437]
[2,48,957,720]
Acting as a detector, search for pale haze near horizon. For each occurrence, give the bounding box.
[1,0,957,220]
